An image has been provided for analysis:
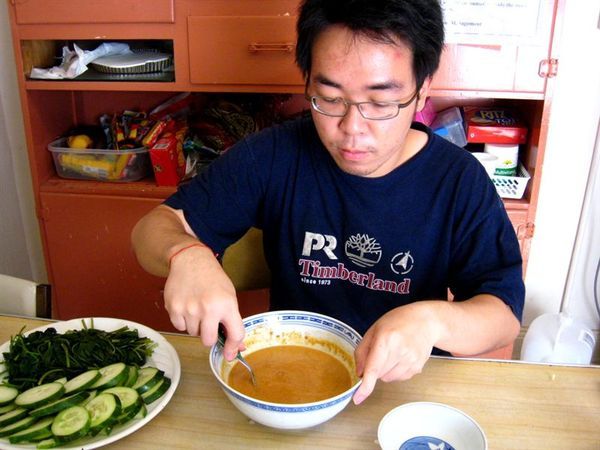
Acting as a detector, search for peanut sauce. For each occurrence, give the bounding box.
[227,345,352,403]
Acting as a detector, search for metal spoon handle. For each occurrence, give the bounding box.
[217,325,257,386]
[236,356,257,386]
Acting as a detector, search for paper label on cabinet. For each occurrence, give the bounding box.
[441,0,542,45]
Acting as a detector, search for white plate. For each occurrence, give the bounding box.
[0,317,181,450]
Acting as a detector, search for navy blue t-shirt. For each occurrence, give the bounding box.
[165,117,524,348]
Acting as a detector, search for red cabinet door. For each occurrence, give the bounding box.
[40,192,177,332]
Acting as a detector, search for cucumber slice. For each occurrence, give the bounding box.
[141,376,171,405]
[131,366,164,394]
[51,405,90,442]
[36,437,58,449]
[54,377,68,385]
[29,390,89,418]
[0,402,16,415]
[134,403,147,419]
[90,362,128,390]
[0,386,18,406]
[103,386,141,414]
[0,407,28,427]
[8,416,53,444]
[15,382,65,410]
[124,365,139,387]
[116,399,144,425]
[0,415,37,437]
[64,369,101,394]
[80,390,98,407]
[84,393,121,436]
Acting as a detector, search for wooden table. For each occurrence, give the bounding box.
[1,316,599,449]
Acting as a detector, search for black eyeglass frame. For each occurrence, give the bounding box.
[304,87,420,121]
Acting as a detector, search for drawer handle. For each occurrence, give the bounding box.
[248,43,295,53]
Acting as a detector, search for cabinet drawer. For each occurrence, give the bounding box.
[14,0,174,24]
[188,16,303,86]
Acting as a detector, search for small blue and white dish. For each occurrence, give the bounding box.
[209,310,362,429]
[377,402,487,450]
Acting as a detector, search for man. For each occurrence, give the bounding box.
[132,0,524,405]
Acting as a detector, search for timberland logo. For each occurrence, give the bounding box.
[345,234,382,268]
[298,259,411,294]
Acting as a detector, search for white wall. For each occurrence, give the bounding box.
[562,126,600,330]
[0,93,30,278]
[524,1,600,327]
[0,1,46,282]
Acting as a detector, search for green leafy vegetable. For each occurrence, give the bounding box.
[1,321,157,390]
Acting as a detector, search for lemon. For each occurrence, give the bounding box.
[67,134,93,149]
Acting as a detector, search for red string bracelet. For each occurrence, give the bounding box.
[168,243,205,268]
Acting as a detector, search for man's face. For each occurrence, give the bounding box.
[307,25,429,178]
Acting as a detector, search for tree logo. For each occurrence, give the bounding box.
[344,234,382,268]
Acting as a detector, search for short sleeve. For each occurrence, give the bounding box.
[448,166,525,321]
[163,130,274,255]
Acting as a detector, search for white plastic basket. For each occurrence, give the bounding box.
[491,163,530,199]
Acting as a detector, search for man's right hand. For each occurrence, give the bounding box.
[131,204,246,361]
[164,242,245,361]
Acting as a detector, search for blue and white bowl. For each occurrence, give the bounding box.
[209,310,362,429]
[377,402,487,450]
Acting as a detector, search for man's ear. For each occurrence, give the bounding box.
[415,77,432,112]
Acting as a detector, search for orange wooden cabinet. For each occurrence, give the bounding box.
[7,1,562,338]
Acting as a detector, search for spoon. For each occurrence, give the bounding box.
[217,325,257,386]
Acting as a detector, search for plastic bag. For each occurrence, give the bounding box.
[30,42,131,80]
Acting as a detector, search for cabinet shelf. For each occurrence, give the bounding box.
[25,80,180,92]
[25,81,545,99]
[38,175,531,210]
[24,80,304,94]
[41,176,176,199]
[430,89,546,101]
[69,69,174,83]
[503,198,530,210]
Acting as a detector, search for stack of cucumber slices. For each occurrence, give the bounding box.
[0,362,170,448]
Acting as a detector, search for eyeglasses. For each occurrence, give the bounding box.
[305,90,419,120]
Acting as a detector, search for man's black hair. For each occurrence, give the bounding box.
[295,0,444,90]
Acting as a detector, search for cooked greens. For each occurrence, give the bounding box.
[1,321,157,390]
